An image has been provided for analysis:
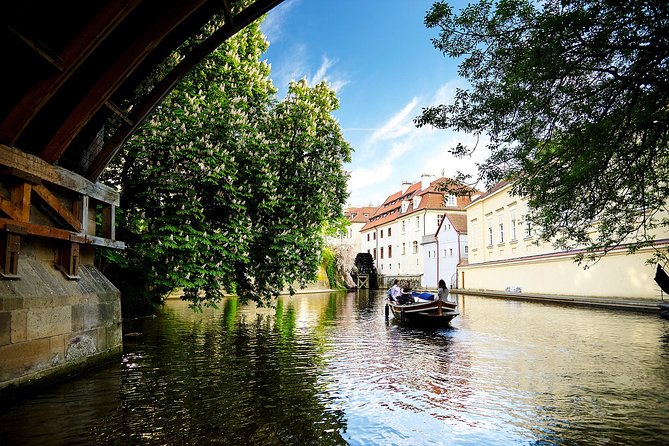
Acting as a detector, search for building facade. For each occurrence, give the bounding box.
[423,213,468,289]
[460,181,669,299]
[360,175,474,287]
[327,206,377,249]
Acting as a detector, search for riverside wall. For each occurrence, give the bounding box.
[0,238,122,393]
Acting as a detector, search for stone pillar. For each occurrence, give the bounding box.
[0,239,122,392]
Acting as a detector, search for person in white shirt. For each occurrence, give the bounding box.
[388,279,402,302]
[438,279,450,302]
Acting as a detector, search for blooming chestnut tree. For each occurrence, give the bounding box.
[107,21,351,308]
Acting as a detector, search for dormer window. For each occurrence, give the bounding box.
[445,194,457,206]
[412,196,420,209]
[401,201,409,213]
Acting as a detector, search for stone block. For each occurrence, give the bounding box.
[50,334,65,365]
[97,327,107,352]
[83,304,101,330]
[0,296,23,311]
[71,305,84,332]
[11,310,27,343]
[26,306,71,340]
[0,312,10,346]
[106,324,122,351]
[65,331,97,362]
[0,338,50,382]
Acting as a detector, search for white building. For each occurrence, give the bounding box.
[360,175,475,287]
[327,206,377,250]
[423,213,468,289]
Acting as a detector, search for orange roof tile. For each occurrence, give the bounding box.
[361,177,480,231]
[345,206,378,223]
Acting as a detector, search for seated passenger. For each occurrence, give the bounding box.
[398,281,413,305]
[388,279,402,302]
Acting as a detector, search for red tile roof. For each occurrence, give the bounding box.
[444,213,468,234]
[345,206,378,223]
[361,177,479,231]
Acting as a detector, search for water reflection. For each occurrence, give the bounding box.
[1,291,668,445]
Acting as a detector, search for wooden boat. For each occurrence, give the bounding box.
[385,292,459,326]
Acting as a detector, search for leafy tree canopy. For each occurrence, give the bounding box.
[104,20,351,309]
[416,0,669,263]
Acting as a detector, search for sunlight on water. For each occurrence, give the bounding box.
[1,291,668,445]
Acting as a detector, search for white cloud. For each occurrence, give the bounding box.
[261,0,300,44]
[369,98,419,143]
[306,56,349,93]
[346,80,490,204]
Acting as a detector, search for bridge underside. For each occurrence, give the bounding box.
[0,0,284,391]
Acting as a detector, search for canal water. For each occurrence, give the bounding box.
[1,291,669,445]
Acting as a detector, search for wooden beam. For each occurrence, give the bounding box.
[40,0,210,164]
[86,0,286,180]
[0,144,119,206]
[10,182,31,222]
[0,218,72,242]
[104,101,134,126]
[0,0,142,145]
[0,196,21,221]
[7,25,64,71]
[86,235,126,249]
[32,184,82,232]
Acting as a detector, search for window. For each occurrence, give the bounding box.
[488,226,493,246]
[449,248,453,256]
[388,227,392,236]
[389,263,392,270]
[437,215,444,227]
[367,249,370,254]
[444,249,448,256]
[380,247,384,259]
[388,245,392,258]
[401,201,408,213]
[380,229,384,238]
[367,234,370,242]
[525,219,533,238]
[402,242,406,255]
[402,220,406,232]
[373,248,377,259]
[416,216,420,229]
[464,245,469,254]
[373,232,376,240]
[498,217,504,243]
[428,251,431,258]
[412,241,418,254]
[511,217,517,240]
[413,196,420,209]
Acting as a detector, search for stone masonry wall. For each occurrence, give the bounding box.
[0,239,122,391]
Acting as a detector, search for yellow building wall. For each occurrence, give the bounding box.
[460,248,663,299]
[462,184,668,300]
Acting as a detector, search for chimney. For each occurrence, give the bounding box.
[401,181,412,194]
[421,174,431,190]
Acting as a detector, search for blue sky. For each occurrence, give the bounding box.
[261,0,489,206]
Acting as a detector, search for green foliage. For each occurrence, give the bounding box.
[106,22,351,309]
[418,0,669,264]
[321,246,341,290]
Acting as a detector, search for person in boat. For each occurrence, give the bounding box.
[438,279,449,302]
[398,281,413,305]
[388,279,402,302]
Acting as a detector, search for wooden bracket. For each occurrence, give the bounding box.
[56,241,81,280]
[0,231,22,279]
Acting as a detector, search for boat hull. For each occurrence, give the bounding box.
[385,299,459,326]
